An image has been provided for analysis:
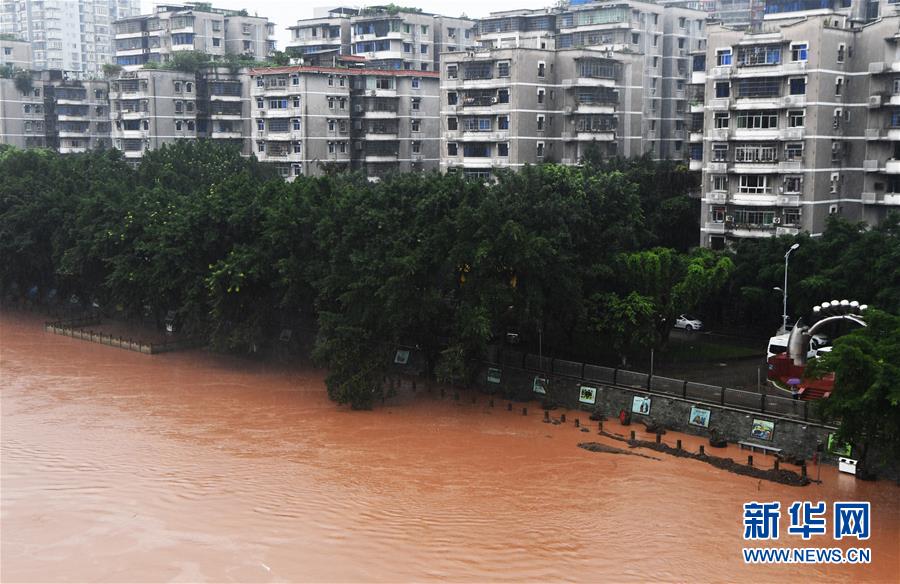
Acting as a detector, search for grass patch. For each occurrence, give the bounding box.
[661,337,762,363]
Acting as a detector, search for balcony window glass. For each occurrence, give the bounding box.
[715,82,730,98]
[716,49,732,66]
[783,176,802,193]
[788,110,805,127]
[448,142,458,155]
[737,78,780,97]
[736,110,778,129]
[689,143,703,160]
[714,112,729,128]
[498,143,509,156]
[739,175,771,194]
[463,143,490,157]
[448,92,457,105]
[712,143,728,161]
[733,209,774,226]
[447,65,458,79]
[293,119,301,131]
[498,89,509,103]
[498,62,510,77]
[712,175,727,190]
[536,142,544,157]
[785,143,803,160]
[498,116,509,130]
[448,117,458,130]
[737,45,781,66]
[790,43,808,62]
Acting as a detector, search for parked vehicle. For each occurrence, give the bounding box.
[766,333,830,361]
[673,314,703,331]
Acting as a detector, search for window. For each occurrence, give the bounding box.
[258,142,265,153]
[448,92,457,105]
[339,142,346,154]
[448,117,458,130]
[186,120,194,131]
[327,75,334,87]
[712,206,726,223]
[403,43,412,53]
[536,115,545,131]
[893,79,900,95]
[411,119,421,132]
[837,44,845,63]
[783,176,802,194]
[269,98,288,109]
[421,25,428,34]
[186,101,194,112]
[712,143,728,161]
[328,142,335,154]
[789,77,806,95]
[498,89,509,104]
[293,97,300,108]
[447,142,458,156]
[328,119,336,132]
[538,62,546,78]
[257,119,264,131]
[293,119,301,131]
[498,143,509,157]
[784,208,801,226]
[712,175,727,191]
[185,82,192,93]
[733,209,775,226]
[653,35,659,47]
[830,172,841,194]
[498,116,509,130]
[679,17,686,28]
[498,62,510,77]
[447,65,458,79]
[328,97,334,109]
[536,141,545,157]
[411,98,420,111]
[737,45,781,66]
[256,97,264,108]
[463,143,489,157]
[791,43,808,62]
[412,141,421,154]
[785,143,803,161]
[537,88,545,104]
[714,112,729,129]
[293,143,302,154]
[632,33,640,44]
[421,44,428,55]
[788,110,805,127]
[735,111,778,129]
[175,120,182,130]
[175,101,183,113]
[715,82,730,98]
[739,175,771,194]
[653,56,659,69]
[174,81,181,92]
[716,48,732,66]
[835,76,843,96]
[678,38,685,49]
[411,77,420,89]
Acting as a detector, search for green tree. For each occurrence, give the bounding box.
[807,309,900,476]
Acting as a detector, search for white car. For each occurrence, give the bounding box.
[674,314,703,332]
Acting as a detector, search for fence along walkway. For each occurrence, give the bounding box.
[45,319,204,355]
[494,348,820,423]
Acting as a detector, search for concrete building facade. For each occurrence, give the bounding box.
[0,71,45,148]
[441,0,707,177]
[696,5,900,248]
[250,65,440,180]
[1,0,140,76]
[41,70,111,153]
[113,3,275,70]
[1,37,33,69]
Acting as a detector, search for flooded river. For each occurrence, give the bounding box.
[2,311,898,582]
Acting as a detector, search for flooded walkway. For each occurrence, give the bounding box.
[1,311,898,582]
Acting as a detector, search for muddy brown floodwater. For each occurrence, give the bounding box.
[2,311,898,583]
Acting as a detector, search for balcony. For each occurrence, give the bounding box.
[365,154,399,163]
[362,109,398,119]
[562,130,615,141]
[704,221,727,234]
[445,130,509,142]
[689,102,704,113]
[886,159,900,174]
[777,194,801,206]
[363,132,398,141]
[708,98,729,110]
[706,161,727,173]
[210,130,243,139]
[689,159,702,171]
[732,193,777,206]
[572,102,615,115]
[689,131,703,142]
[561,77,615,88]
[691,71,706,85]
[707,191,727,203]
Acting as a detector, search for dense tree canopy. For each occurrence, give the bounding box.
[1,142,897,411]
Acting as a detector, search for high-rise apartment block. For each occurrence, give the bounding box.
[695,1,900,248]
[113,3,275,70]
[440,0,707,177]
[1,0,140,76]
[287,7,476,72]
[249,66,439,180]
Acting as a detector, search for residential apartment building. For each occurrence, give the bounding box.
[41,70,111,153]
[250,66,440,180]
[0,70,45,148]
[1,0,140,76]
[287,7,356,58]
[287,7,476,72]
[113,3,275,70]
[441,0,707,177]
[108,66,252,160]
[108,69,198,159]
[696,3,900,248]
[1,37,32,69]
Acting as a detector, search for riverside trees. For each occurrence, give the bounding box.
[4,142,897,409]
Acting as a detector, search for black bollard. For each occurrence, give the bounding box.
[599,421,603,432]
[774,459,780,471]
[560,414,566,423]
[655,432,661,444]
[544,410,550,422]
[630,430,636,441]
[507,403,512,411]
[522,407,527,416]
[748,455,754,467]
[676,439,682,450]
[699,445,705,456]
[575,418,580,428]
[801,463,807,479]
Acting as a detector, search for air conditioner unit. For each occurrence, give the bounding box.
[868,95,882,108]
[725,215,734,222]
[783,96,793,105]
[773,217,781,225]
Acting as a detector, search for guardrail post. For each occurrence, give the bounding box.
[804,401,809,421]
[720,386,726,406]
[580,361,585,379]
[682,380,687,399]
[613,368,618,386]
[760,393,765,413]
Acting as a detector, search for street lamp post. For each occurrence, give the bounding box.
[778,243,800,332]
